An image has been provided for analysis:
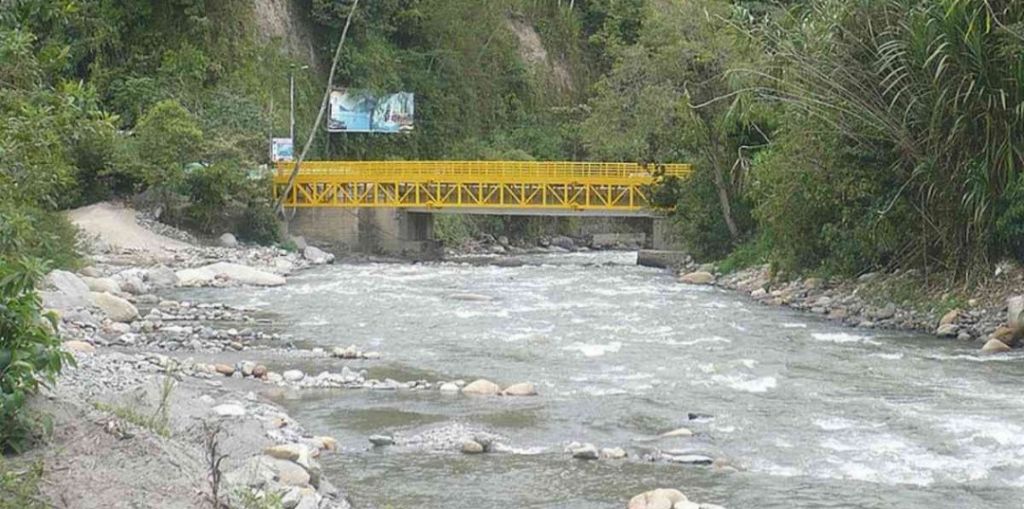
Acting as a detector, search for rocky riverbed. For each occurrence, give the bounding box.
[25,203,356,509]
[674,260,1024,355]
[31,205,680,509]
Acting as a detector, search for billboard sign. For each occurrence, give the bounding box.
[271,137,294,162]
[328,89,414,133]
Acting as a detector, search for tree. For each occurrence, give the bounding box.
[582,0,772,254]
[134,99,203,189]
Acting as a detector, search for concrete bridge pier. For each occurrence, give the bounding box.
[652,217,685,251]
[287,208,440,259]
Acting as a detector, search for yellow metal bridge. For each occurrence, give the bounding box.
[273,161,691,216]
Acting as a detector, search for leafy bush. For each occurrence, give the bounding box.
[0,205,80,269]
[182,161,245,233]
[995,172,1024,262]
[134,99,204,190]
[671,165,754,262]
[238,200,281,245]
[747,123,904,275]
[0,258,75,453]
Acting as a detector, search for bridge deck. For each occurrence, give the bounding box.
[273,161,691,214]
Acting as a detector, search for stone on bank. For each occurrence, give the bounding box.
[679,271,715,285]
[91,291,139,322]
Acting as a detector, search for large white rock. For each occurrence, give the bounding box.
[81,276,120,294]
[303,246,334,265]
[282,370,305,382]
[627,489,688,509]
[91,292,139,322]
[176,262,286,287]
[114,269,149,295]
[219,233,238,247]
[42,270,92,309]
[462,379,501,396]
[502,382,538,396]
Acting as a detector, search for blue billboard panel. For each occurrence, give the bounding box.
[327,89,414,133]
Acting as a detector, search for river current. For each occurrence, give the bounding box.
[188,252,1024,508]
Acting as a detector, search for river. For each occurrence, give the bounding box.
[187,252,1024,508]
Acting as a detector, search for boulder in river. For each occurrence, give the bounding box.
[981,338,1012,354]
[659,427,694,438]
[990,325,1023,347]
[462,379,501,396]
[461,440,485,454]
[679,271,714,285]
[627,488,688,509]
[567,442,599,460]
[662,453,714,465]
[501,382,537,396]
[282,370,305,382]
[218,233,238,247]
[369,435,395,447]
[601,447,627,460]
[175,262,286,287]
[303,245,334,265]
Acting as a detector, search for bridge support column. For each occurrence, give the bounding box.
[288,208,439,259]
[652,217,685,251]
[375,210,439,259]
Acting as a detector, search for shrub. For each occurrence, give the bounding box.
[0,258,75,453]
[238,200,281,245]
[671,165,753,262]
[0,205,80,269]
[134,99,204,190]
[748,121,904,275]
[182,161,245,233]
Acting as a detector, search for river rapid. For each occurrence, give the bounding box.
[186,252,1024,508]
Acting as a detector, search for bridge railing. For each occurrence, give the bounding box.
[274,161,692,180]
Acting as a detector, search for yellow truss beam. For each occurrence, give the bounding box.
[273,161,692,213]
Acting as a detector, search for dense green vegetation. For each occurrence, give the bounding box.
[2,0,1021,272]
[583,0,1023,280]
[0,259,73,453]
